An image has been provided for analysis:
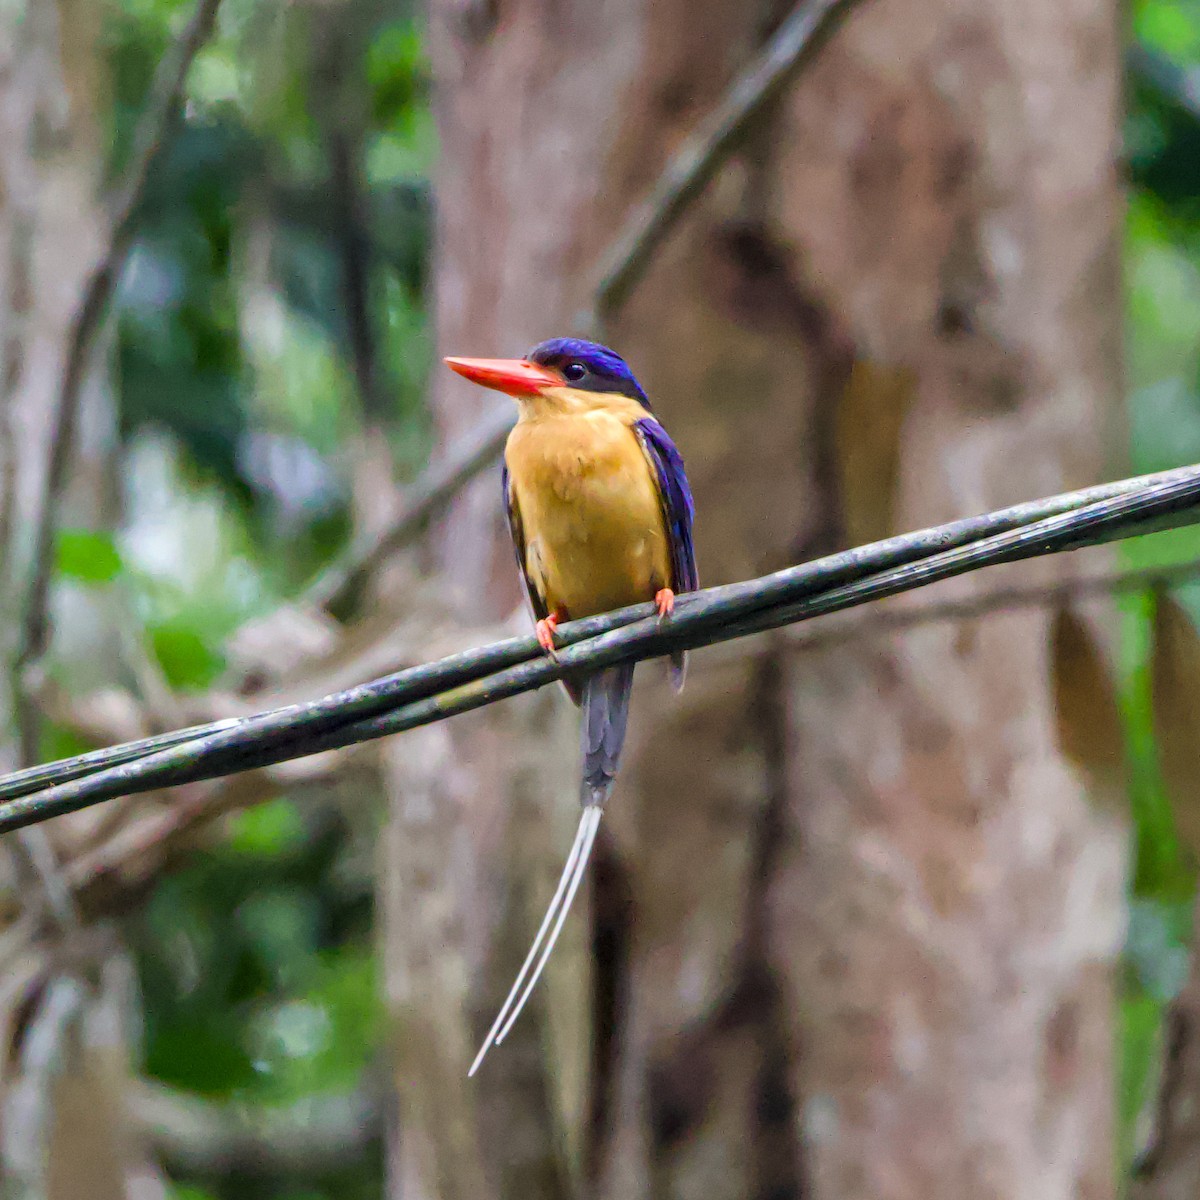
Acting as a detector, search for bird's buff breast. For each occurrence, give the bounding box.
[506,410,670,619]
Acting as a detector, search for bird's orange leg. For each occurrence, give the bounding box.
[536,609,566,656]
[655,588,676,620]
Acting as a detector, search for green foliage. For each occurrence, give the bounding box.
[171,1187,221,1200]
[228,796,309,856]
[56,529,124,585]
[134,800,379,1194]
[136,801,377,1095]
[93,0,431,1193]
[110,0,432,536]
[149,619,227,690]
[1119,991,1162,1174]
[365,21,426,126]
[1136,0,1200,62]
[1118,0,1200,1168]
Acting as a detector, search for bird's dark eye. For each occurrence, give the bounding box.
[564,362,587,382]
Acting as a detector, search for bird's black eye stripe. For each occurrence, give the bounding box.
[564,361,587,382]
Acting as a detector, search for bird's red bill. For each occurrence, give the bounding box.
[444,356,561,397]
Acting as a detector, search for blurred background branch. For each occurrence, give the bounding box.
[15,0,226,760]
[132,1075,385,1176]
[586,0,863,324]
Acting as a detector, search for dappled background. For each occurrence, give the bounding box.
[5,0,1200,1197]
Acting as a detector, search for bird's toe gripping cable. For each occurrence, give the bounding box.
[535,611,564,657]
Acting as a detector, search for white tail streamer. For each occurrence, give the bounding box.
[495,806,601,1046]
[468,806,601,1076]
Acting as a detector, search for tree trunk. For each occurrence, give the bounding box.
[0,1,151,1196]
[393,0,1127,1196]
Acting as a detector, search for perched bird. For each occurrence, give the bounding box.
[444,338,697,1074]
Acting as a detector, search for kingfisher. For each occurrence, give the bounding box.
[444,338,697,1074]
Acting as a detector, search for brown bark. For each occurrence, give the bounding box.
[754,5,1126,1196]
[0,2,156,1196]
[398,0,1127,1196]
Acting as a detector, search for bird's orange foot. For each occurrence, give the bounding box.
[536,612,564,657]
[654,588,676,621]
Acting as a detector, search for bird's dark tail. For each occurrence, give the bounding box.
[467,664,634,1076]
[580,663,635,807]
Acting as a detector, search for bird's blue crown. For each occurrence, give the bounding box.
[526,338,650,407]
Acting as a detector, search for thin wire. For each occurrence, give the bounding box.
[3,460,1200,833]
[0,719,245,803]
[4,459,1198,809]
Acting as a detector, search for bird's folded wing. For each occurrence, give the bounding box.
[634,418,698,593]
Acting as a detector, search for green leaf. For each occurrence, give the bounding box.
[228,798,308,857]
[56,529,123,584]
[1136,1,1200,57]
[169,1186,220,1200]
[367,20,426,125]
[146,1016,257,1095]
[1119,990,1164,1176]
[149,620,225,690]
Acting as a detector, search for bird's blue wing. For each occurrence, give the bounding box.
[502,462,549,624]
[635,418,697,692]
[634,418,698,594]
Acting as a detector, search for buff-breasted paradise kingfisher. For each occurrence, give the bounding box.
[444,338,697,1074]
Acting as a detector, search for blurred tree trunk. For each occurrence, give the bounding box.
[0,2,151,1197]
[391,0,1126,1197]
